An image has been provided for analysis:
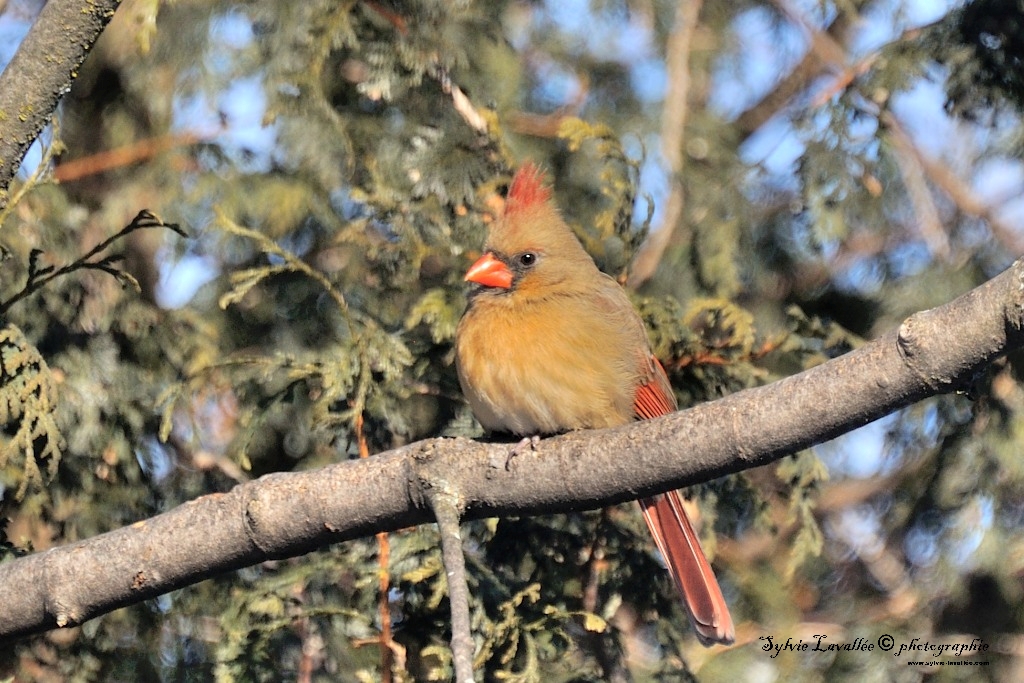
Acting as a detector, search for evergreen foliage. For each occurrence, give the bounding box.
[1,0,1023,680]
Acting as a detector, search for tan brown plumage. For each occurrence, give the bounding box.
[455,163,734,646]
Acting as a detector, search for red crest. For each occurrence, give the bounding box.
[505,163,551,215]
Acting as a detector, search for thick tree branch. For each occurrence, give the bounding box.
[2,259,1024,643]
[0,0,122,210]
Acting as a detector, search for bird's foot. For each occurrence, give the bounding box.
[506,435,539,469]
[486,435,540,472]
[512,434,540,455]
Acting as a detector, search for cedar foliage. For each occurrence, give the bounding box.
[1,0,1024,681]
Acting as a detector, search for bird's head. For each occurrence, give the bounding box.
[464,164,598,298]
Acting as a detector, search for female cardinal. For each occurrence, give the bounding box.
[455,163,734,646]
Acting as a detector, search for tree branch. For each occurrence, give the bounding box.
[734,5,855,141]
[423,481,475,683]
[0,0,122,210]
[2,258,1024,643]
[880,110,1024,255]
[627,0,702,289]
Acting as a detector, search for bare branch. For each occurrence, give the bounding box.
[423,480,475,683]
[885,115,951,260]
[0,0,123,210]
[2,258,1024,643]
[0,210,183,315]
[733,4,940,143]
[628,0,702,288]
[880,111,1024,255]
[734,1,855,140]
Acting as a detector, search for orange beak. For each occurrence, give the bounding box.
[464,252,513,289]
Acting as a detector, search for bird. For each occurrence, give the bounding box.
[454,163,735,646]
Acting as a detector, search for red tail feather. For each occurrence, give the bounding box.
[639,492,735,645]
[634,359,734,645]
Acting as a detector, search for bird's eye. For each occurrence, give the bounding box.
[518,252,537,267]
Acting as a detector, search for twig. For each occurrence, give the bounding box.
[424,482,475,683]
[356,413,395,683]
[294,608,316,683]
[579,513,630,682]
[362,0,408,35]
[735,15,850,138]
[214,210,374,421]
[0,116,62,230]
[880,111,1024,255]
[734,3,938,142]
[52,130,207,183]
[430,60,496,141]
[0,210,186,316]
[505,77,590,139]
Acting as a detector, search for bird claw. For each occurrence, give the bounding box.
[512,434,540,454]
[506,435,539,469]
[486,435,539,473]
